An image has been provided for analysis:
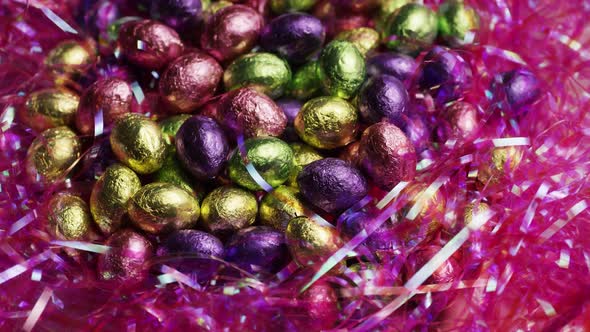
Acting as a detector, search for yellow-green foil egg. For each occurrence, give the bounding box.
[154,153,204,201]
[228,136,294,191]
[385,3,438,54]
[286,216,342,267]
[19,88,79,132]
[159,114,191,146]
[110,114,166,174]
[318,40,366,99]
[375,0,410,31]
[335,27,380,56]
[224,53,292,99]
[438,0,480,46]
[200,186,258,233]
[464,201,490,227]
[288,61,322,101]
[259,186,306,231]
[287,143,323,187]
[271,0,317,13]
[46,193,93,240]
[45,40,96,73]
[294,96,359,149]
[128,182,200,234]
[25,126,81,184]
[90,164,142,235]
[477,146,524,186]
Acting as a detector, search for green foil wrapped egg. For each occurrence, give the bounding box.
[110,114,166,174]
[294,96,359,149]
[385,3,438,54]
[128,182,200,234]
[259,186,306,231]
[224,53,292,99]
[287,143,323,187]
[228,137,294,191]
[438,0,480,46]
[25,126,81,184]
[376,0,410,31]
[335,27,380,56]
[318,40,366,99]
[201,186,258,233]
[46,193,93,240]
[90,164,141,235]
[154,153,204,201]
[159,114,191,146]
[271,0,317,13]
[288,61,322,101]
[19,88,79,132]
[286,216,342,267]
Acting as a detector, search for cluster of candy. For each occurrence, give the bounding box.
[21,0,541,289]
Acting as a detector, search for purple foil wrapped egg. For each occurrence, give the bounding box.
[150,0,202,30]
[419,47,472,104]
[260,13,326,65]
[501,68,541,109]
[157,229,223,281]
[176,115,230,180]
[297,158,368,213]
[338,210,395,252]
[404,113,430,153]
[98,229,153,284]
[366,53,417,82]
[200,5,263,63]
[217,88,287,138]
[276,98,302,141]
[159,51,223,113]
[225,226,290,274]
[359,122,416,190]
[358,74,410,127]
[118,19,184,69]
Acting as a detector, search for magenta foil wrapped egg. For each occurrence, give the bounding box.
[200,5,263,63]
[118,19,184,69]
[159,51,223,113]
[358,122,416,190]
[76,77,133,135]
[98,229,153,284]
[216,88,287,138]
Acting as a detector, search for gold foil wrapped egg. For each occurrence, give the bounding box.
[285,216,342,267]
[259,186,306,231]
[110,114,166,174]
[464,201,494,231]
[25,126,81,184]
[90,164,142,235]
[477,146,524,186]
[45,40,96,74]
[334,27,380,56]
[294,96,359,149]
[287,143,323,187]
[19,88,79,132]
[400,183,446,234]
[200,186,258,234]
[45,193,93,240]
[128,182,200,234]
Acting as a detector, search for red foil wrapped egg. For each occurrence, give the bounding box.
[200,5,263,63]
[159,51,223,113]
[76,77,133,135]
[118,19,184,69]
